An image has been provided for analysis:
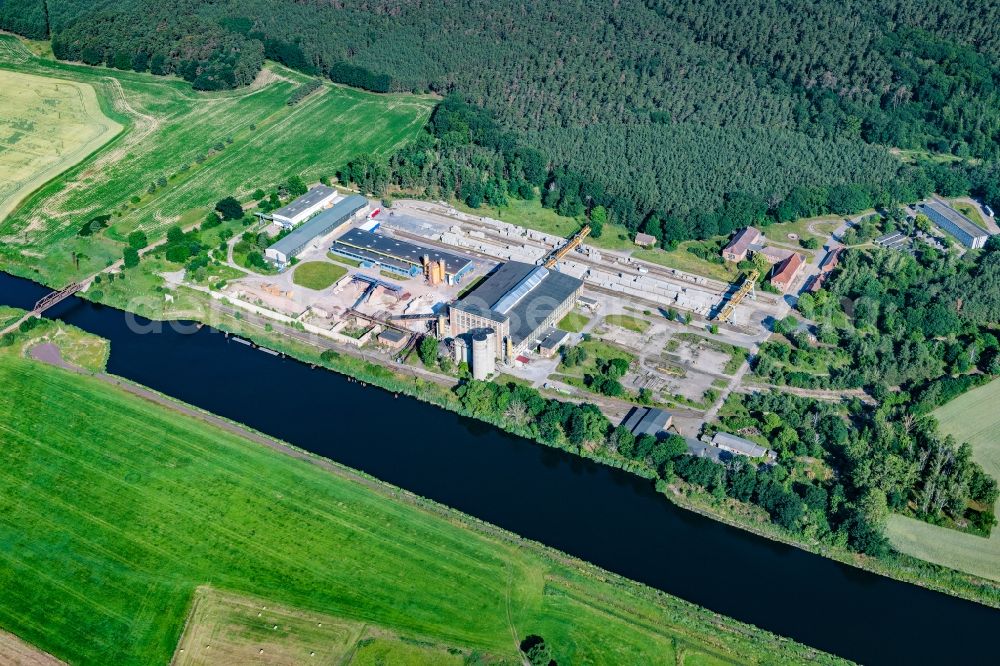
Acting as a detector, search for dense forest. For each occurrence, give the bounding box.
[4,0,1000,237]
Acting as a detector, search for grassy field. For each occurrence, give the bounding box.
[0,355,845,666]
[633,242,740,283]
[350,636,467,665]
[453,198,580,238]
[291,261,347,290]
[0,68,122,221]
[887,378,1000,582]
[0,34,433,286]
[761,217,841,246]
[556,310,590,333]
[604,314,650,333]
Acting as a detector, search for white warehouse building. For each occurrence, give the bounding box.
[271,185,339,228]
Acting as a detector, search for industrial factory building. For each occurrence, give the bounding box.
[330,228,474,283]
[918,201,991,249]
[266,195,369,264]
[270,185,339,228]
[449,261,583,362]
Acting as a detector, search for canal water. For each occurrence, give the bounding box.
[1,272,997,664]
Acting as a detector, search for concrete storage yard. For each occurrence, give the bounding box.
[386,200,788,330]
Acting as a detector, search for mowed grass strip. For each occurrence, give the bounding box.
[292,261,347,290]
[887,378,1000,581]
[0,356,846,666]
[174,587,367,665]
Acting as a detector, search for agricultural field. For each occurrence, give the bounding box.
[291,261,347,290]
[174,587,479,666]
[0,34,433,286]
[0,629,62,666]
[887,378,1000,582]
[0,68,121,221]
[0,354,843,666]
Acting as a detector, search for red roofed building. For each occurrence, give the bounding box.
[770,253,805,293]
[819,247,842,272]
[722,227,763,262]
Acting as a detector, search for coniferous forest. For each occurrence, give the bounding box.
[3,0,1000,236]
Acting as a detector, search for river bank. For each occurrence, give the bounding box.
[1,271,999,664]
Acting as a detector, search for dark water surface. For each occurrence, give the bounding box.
[2,272,997,664]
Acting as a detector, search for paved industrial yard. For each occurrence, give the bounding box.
[196,194,851,446]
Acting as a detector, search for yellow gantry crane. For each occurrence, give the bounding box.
[544,225,591,268]
[713,269,759,322]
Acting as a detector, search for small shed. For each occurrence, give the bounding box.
[537,328,569,357]
[377,328,408,349]
[634,232,657,248]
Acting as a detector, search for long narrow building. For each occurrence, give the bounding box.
[918,201,991,249]
[265,195,369,264]
[330,228,474,282]
[270,185,338,228]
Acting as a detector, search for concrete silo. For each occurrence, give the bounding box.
[471,330,496,380]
